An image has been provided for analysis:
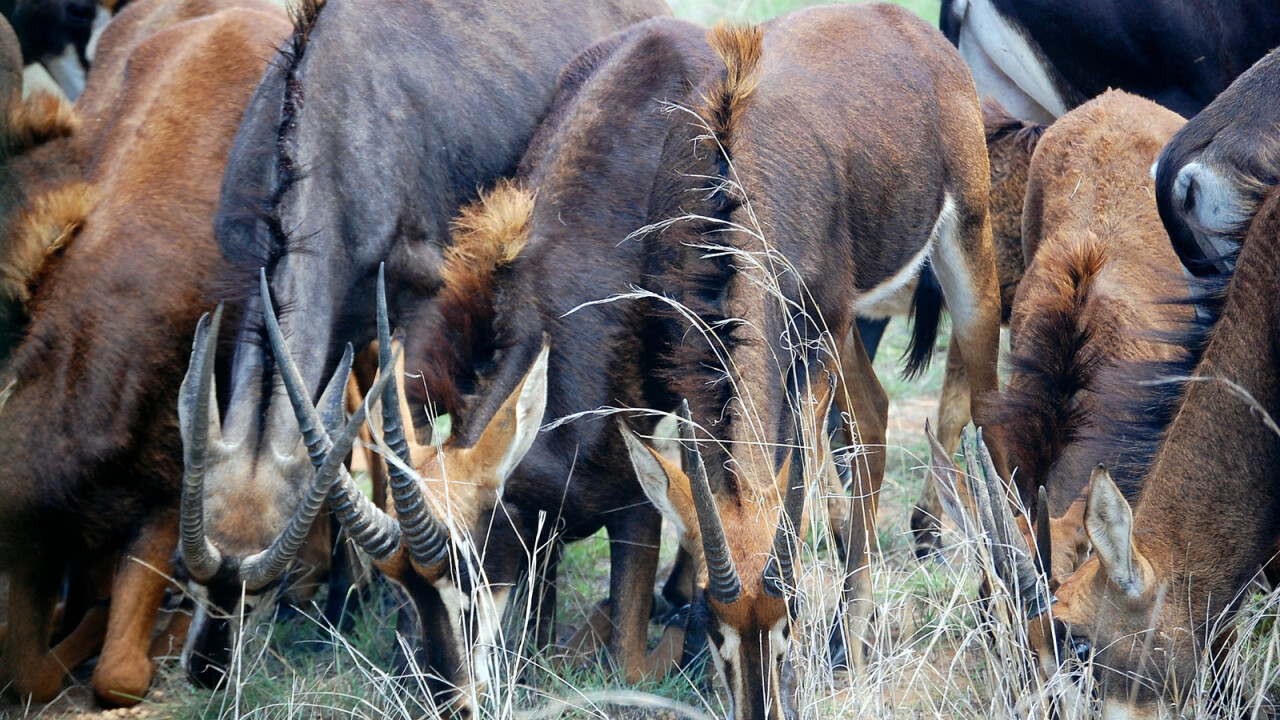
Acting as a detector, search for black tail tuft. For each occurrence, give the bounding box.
[901,262,944,380]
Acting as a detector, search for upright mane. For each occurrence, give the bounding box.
[990,237,1108,498]
[2,91,78,158]
[0,183,97,309]
[210,0,328,299]
[650,23,764,444]
[408,180,534,422]
[982,97,1046,152]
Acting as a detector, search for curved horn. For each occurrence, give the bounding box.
[680,400,741,604]
[377,265,451,569]
[257,271,400,560]
[763,442,806,598]
[240,339,401,590]
[970,428,1052,618]
[178,306,225,583]
[1036,485,1053,583]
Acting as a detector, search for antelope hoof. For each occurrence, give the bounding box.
[92,654,153,708]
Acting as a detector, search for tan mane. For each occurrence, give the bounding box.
[3,91,78,157]
[700,22,763,153]
[0,183,97,307]
[440,179,534,289]
[410,180,534,420]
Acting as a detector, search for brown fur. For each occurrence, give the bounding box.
[0,183,97,306]
[1040,185,1280,716]
[0,1,290,707]
[2,91,77,157]
[996,91,1191,528]
[982,98,1044,316]
[640,6,1003,718]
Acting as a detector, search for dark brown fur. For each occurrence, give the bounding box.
[0,1,289,706]
[360,17,722,705]
[639,7,1002,718]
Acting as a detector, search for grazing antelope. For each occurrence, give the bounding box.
[957,184,1280,720]
[176,0,670,687]
[255,17,722,713]
[907,99,1044,557]
[982,90,1194,579]
[0,1,288,706]
[1156,46,1280,278]
[623,6,1002,717]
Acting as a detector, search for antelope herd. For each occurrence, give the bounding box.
[4,0,1280,718]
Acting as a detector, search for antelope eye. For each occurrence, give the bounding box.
[1070,636,1092,664]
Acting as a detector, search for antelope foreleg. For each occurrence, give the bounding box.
[605,506,660,683]
[91,511,178,707]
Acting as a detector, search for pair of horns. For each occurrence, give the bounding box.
[941,428,1053,619]
[678,393,810,605]
[275,265,453,570]
[178,277,398,590]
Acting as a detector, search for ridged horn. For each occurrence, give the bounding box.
[969,428,1053,619]
[1036,485,1053,583]
[178,306,225,583]
[762,440,806,598]
[239,335,401,590]
[377,263,450,569]
[680,399,741,604]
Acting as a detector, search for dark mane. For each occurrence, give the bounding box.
[990,239,1108,502]
[647,23,762,440]
[207,0,327,306]
[982,97,1047,153]
[1078,270,1230,498]
[405,180,533,424]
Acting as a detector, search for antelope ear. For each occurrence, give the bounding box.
[470,343,550,487]
[925,420,972,532]
[1084,465,1148,596]
[619,419,695,546]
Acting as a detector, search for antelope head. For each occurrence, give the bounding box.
[260,266,549,716]
[621,378,830,720]
[931,429,1192,720]
[177,275,398,686]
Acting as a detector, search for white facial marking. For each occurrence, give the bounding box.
[709,623,742,720]
[180,584,212,671]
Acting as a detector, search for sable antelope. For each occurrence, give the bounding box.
[904,99,1043,557]
[0,1,288,706]
[1155,46,1280,279]
[177,0,670,687]
[258,18,725,713]
[941,0,1280,122]
[623,7,1002,718]
[981,90,1193,578]
[957,184,1280,719]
